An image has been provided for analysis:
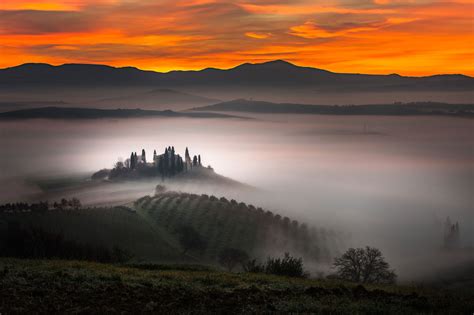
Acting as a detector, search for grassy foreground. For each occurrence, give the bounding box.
[1,258,472,314]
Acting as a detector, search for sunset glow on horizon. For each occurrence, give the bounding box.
[1,0,473,75]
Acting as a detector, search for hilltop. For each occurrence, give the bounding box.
[0,190,341,266]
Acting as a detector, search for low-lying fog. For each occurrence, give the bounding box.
[0,114,472,281]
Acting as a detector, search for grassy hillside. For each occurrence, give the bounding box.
[0,258,472,314]
[1,190,343,268]
[0,206,184,262]
[135,191,345,265]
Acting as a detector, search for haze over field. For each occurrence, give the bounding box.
[1,113,472,281]
[1,0,473,312]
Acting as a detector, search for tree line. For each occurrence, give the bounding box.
[174,221,395,283]
[0,223,131,263]
[0,198,82,214]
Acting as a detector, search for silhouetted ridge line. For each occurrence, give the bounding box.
[0,60,472,90]
[0,107,247,120]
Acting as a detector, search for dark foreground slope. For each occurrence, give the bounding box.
[0,206,184,262]
[0,258,472,314]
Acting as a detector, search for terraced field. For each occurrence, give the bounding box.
[134,191,345,264]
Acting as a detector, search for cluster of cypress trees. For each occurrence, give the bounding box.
[125,146,202,179]
[157,146,185,178]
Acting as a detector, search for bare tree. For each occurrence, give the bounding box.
[332,246,396,284]
[218,248,249,271]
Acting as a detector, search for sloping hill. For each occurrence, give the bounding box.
[191,99,474,117]
[134,191,344,264]
[0,206,184,262]
[0,190,343,266]
[97,88,219,110]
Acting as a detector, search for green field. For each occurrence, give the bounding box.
[0,258,472,314]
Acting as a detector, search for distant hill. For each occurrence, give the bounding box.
[0,101,69,113]
[191,99,474,117]
[96,88,219,110]
[0,106,245,120]
[1,60,472,92]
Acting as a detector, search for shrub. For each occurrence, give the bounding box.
[265,253,308,278]
[243,253,308,278]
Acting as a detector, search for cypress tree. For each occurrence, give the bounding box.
[164,148,169,176]
[130,152,134,169]
[171,147,176,175]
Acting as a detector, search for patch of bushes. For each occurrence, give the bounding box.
[244,253,308,278]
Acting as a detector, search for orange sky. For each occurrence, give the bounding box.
[1,0,473,75]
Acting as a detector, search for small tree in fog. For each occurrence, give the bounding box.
[332,246,396,284]
[218,248,249,271]
[70,198,81,210]
[177,225,207,254]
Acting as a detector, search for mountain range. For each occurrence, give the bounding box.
[1,60,472,92]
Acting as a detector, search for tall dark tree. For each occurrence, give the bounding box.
[141,149,146,164]
[170,146,176,175]
[193,155,198,166]
[163,148,169,176]
[130,152,135,169]
[198,155,201,166]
